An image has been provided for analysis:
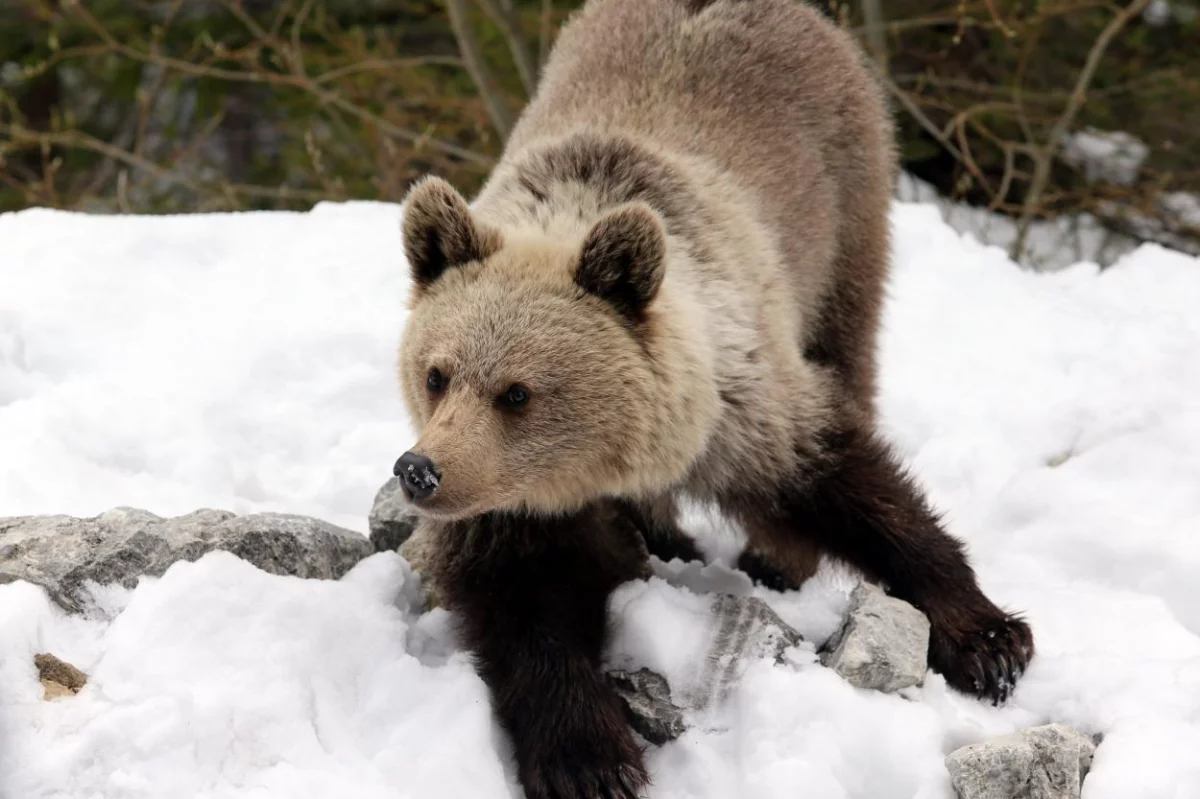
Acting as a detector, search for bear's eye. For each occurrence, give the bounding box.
[427,368,448,394]
[498,384,530,409]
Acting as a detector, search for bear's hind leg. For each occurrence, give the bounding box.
[724,424,1034,705]
[434,505,649,799]
[735,538,822,593]
[618,494,705,566]
[618,494,823,593]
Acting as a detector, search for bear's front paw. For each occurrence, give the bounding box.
[516,712,648,799]
[521,756,648,799]
[928,602,1034,706]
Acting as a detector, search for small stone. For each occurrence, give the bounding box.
[946,723,1098,799]
[820,582,930,693]
[608,668,687,745]
[40,679,75,700]
[35,652,88,691]
[35,653,87,698]
[368,477,418,554]
[0,507,373,613]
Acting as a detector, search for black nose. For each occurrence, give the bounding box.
[394,451,441,501]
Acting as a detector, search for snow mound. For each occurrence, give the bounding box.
[2,198,1200,798]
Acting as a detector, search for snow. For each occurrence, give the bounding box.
[2,198,1200,798]
[1143,0,1199,26]
[895,172,1147,271]
[1061,130,1149,188]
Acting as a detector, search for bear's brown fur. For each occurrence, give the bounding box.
[393,1,1034,796]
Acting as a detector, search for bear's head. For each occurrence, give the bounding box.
[394,176,698,520]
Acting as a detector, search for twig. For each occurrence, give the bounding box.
[539,0,553,70]
[445,0,514,139]
[3,124,336,205]
[314,56,464,85]
[874,68,966,165]
[63,1,492,166]
[982,0,1016,38]
[860,0,887,71]
[1011,0,1151,262]
[291,0,318,77]
[475,0,538,95]
[994,143,1017,209]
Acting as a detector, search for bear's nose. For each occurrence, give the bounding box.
[394,451,441,502]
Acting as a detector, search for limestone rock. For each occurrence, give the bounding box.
[608,668,687,745]
[946,723,1099,799]
[820,582,930,693]
[680,594,805,710]
[0,507,372,612]
[368,477,418,554]
[714,594,805,665]
[603,595,805,744]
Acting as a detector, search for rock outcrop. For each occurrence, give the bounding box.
[0,507,372,612]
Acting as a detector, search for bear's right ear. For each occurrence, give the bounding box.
[402,176,501,290]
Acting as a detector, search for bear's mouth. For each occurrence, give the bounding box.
[403,493,486,521]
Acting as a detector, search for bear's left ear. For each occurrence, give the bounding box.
[575,203,667,324]
[402,176,502,291]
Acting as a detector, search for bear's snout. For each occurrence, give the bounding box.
[394,451,442,502]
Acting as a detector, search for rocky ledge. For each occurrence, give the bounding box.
[0,507,372,612]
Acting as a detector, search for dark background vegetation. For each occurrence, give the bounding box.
[2,0,1198,262]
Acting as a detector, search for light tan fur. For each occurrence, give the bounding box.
[397,0,896,534]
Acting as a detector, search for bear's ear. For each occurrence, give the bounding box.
[402,176,501,290]
[575,203,667,324]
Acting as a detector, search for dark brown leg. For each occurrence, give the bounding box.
[725,425,1034,704]
[617,494,704,565]
[736,537,822,593]
[619,494,823,592]
[432,504,649,799]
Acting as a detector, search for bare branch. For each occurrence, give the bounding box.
[445,0,514,139]
[291,0,318,77]
[3,124,337,206]
[62,1,492,166]
[314,56,464,85]
[860,0,887,71]
[540,0,553,70]
[1012,0,1151,262]
[874,68,966,165]
[476,0,539,95]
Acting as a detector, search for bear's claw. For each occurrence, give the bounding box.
[929,607,1034,706]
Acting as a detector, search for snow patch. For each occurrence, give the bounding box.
[2,199,1200,796]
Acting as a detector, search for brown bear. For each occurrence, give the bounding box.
[391,0,1035,796]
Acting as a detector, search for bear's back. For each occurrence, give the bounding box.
[502,0,896,379]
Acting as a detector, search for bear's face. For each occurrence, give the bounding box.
[395,177,668,520]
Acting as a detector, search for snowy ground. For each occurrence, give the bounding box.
[2,199,1200,799]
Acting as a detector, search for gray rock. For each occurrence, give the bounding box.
[683,594,805,710]
[608,668,687,745]
[0,507,373,612]
[946,723,1099,799]
[368,477,418,554]
[604,595,805,744]
[820,582,930,693]
[707,594,805,667]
